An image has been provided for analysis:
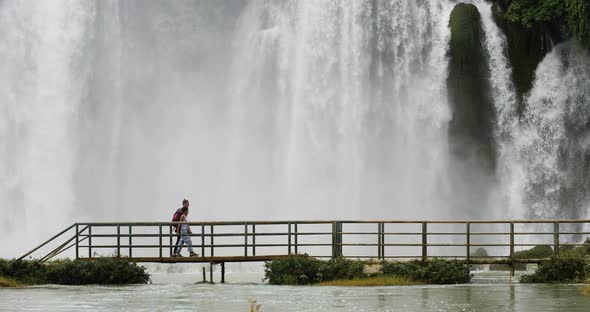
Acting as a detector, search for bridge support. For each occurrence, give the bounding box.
[209,262,214,284]
[221,262,225,284]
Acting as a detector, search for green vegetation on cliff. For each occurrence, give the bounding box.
[0,258,150,286]
[505,0,590,47]
[263,255,471,285]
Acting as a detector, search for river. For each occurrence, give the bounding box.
[1,272,588,311]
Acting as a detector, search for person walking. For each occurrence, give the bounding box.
[172,199,190,248]
[173,206,198,257]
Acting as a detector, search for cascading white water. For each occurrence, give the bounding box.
[0,1,95,250]
[227,0,458,220]
[507,41,590,219]
[1,0,590,258]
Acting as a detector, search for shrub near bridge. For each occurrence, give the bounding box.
[382,259,471,284]
[0,258,150,285]
[264,255,368,285]
[520,255,588,283]
[520,239,590,283]
[264,255,471,285]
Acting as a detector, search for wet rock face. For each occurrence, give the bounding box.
[447,3,496,173]
[491,2,561,115]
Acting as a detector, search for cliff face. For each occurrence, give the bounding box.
[490,1,564,115]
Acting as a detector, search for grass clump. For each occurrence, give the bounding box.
[0,276,24,288]
[264,255,471,286]
[582,285,590,295]
[317,276,421,287]
[0,258,150,285]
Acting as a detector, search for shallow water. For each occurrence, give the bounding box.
[1,272,589,311]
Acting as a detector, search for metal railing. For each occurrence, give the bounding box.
[18,220,590,264]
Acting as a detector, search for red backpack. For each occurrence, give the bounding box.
[172,209,183,231]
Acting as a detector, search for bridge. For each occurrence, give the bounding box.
[18,220,590,282]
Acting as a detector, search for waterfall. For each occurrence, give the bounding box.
[227,0,457,220]
[509,41,590,219]
[1,0,590,257]
[0,1,95,249]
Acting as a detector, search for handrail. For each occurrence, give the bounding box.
[39,225,89,263]
[74,219,590,226]
[17,224,76,261]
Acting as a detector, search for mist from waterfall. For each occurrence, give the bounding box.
[1,0,590,257]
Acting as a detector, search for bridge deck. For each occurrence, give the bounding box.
[90,255,289,263]
[86,256,547,265]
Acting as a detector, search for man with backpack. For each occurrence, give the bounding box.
[172,199,189,254]
[173,206,198,257]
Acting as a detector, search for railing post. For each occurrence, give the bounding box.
[129,225,132,258]
[88,226,92,258]
[421,222,427,262]
[201,224,205,257]
[509,222,514,262]
[288,223,292,255]
[466,222,470,263]
[294,223,298,254]
[336,222,343,258]
[554,222,560,256]
[377,223,382,259]
[332,221,337,259]
[381,223,385,260]
[244,223,248,257]
[159,224,163,259]
[75,224,79,259]
[252,224,256,256]
[117,225,121,257]
[210,225,214,257]
[169,224,173,257]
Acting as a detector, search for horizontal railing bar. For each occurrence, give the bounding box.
[340,243,513,247]
[78,221,335,227]
[81,232,333,238]
[80,243,335,249]
[74,220,590,227]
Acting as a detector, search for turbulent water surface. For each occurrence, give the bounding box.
[0,273,589,312]
[1,0,590,257]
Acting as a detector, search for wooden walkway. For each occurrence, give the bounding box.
[91,255,288,264]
